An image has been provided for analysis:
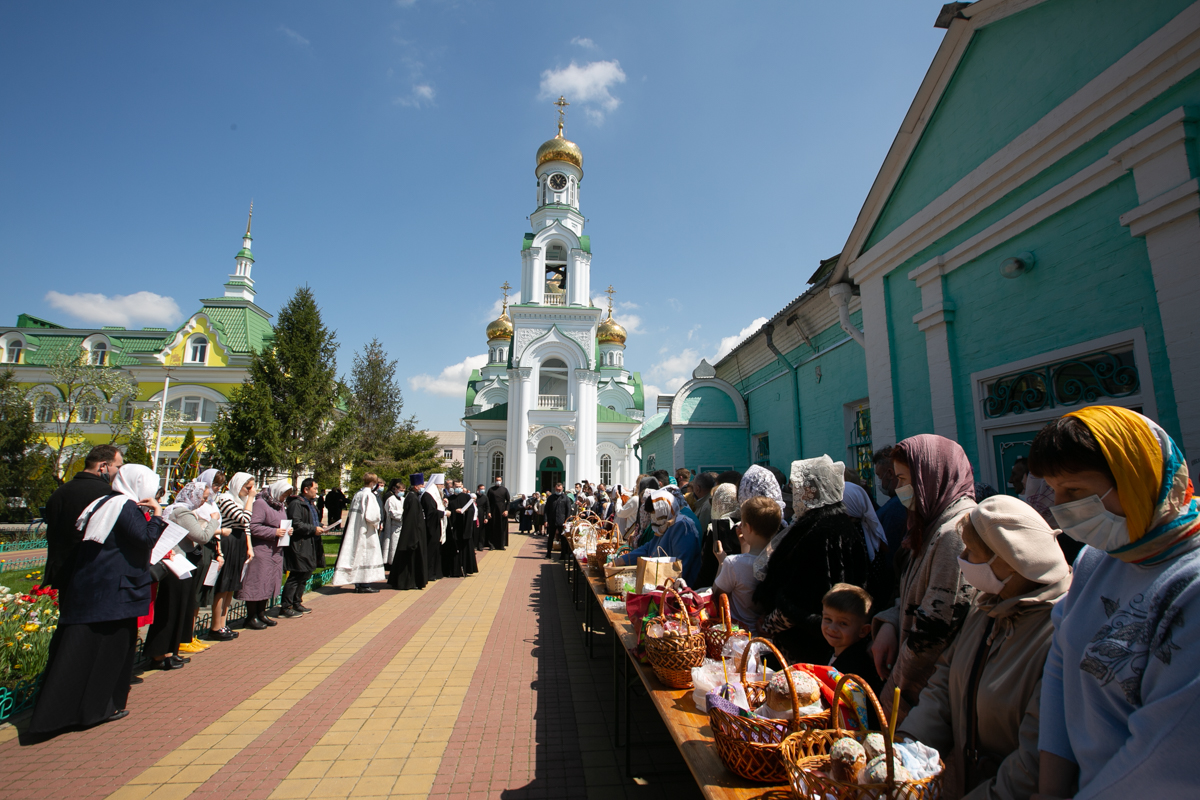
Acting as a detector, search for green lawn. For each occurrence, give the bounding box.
[0,567,45,597]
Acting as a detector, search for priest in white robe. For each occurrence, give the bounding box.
[332,473,385,592]
[381,478,405,566]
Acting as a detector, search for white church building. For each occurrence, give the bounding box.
[461,107,644,494]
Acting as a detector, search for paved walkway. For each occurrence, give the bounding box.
[0,533,700,800]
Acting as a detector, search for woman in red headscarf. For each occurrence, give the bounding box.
[870,434,978,721]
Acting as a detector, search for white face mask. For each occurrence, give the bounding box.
[1050,488,1128,552]
[896,484,915,509]
[957,554,1010,595]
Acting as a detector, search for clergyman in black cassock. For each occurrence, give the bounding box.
[388,476,428,590]
[423,486,444,581]
[485,480,511,550]
[445,489,479,577]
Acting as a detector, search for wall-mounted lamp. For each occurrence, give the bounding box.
[1000,251,1035,279]
[815,366,822,383]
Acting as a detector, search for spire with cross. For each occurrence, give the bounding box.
[604,284,616,314]
[554,96,569,137]
[500,281,511,314]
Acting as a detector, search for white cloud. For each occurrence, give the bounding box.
[395,83,436,107]
[483,290,523,323]
[539,60,627,123]
[591,296,643,334]
[713,317,768,362]
[409,354,487,397]
[45,291,183,328]
[570,36,597,49]
[279,26,310,46]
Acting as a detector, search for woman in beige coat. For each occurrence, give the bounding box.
[899,496,1071,800]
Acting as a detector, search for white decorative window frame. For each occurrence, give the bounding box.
[970,327,1157,488]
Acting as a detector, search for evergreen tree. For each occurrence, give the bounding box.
[208,379,282,477]
[176,427,200,484]
[0,370,57,522]
[444,460,464,483]
[345,338,403,463]
[251,286,340,480]
[355,416,442,487]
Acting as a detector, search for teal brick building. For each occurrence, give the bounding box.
[641,0,1200,495]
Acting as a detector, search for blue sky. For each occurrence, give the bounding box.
[0,1,945,431]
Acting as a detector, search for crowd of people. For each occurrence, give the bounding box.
[19,404,1200,798]
[590,408,1196,799]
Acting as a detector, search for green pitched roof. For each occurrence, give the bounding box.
[629,372,644,411]
[197,304,274,353]
[16,314,63,329]
[596,404,638,424]
[639,410,668,439]
[465,369,482,407]
[465,402,508,421]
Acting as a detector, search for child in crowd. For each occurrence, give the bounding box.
[712,496,779,632]
[821,583,881,692]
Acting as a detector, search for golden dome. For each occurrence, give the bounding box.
[536,122,583,171]
[486,310,513,341]
[597,307,626,345]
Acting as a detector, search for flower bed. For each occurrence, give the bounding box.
[0,582,58,721]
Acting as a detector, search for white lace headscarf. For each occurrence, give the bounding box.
[789,456,846,516]
[710,483,739,520]
[738,465,785,513]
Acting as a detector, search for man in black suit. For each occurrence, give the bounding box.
[544,483,572,558]
[43,444,123,591]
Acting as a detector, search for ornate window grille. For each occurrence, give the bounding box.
[982,348,1139,419]
[600,454,612,485]
[850,404,873,488]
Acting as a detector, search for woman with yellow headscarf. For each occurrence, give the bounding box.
[1028,406,1200,799]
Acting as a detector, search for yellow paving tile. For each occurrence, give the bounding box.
[107,587,432,800]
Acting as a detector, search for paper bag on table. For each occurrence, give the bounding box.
[635,555,682,591]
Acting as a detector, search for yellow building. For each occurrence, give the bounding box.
[0,209,274,475]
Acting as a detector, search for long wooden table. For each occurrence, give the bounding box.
[568,553,793,800]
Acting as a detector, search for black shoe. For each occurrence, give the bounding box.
[294,603,313,614]
[130,675,144,684]
[355,586,380,594]
[171,655,191,665]
[280,608,301,618]
[207,628,236,642]
[245,618,268,630]
[151,658,182,671]
[102,709,130,725]
[259,614,278,627]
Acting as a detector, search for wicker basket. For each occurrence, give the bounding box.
[780,673,943,800]
[709,637,831,783]
[604,564,635,594]
[643,587,706,688]
[591,539,618,576]
[701,594,740,660]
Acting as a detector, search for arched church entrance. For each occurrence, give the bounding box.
[536,456,564,492]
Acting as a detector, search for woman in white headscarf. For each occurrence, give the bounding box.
[613,488,703,585]
[239,479,293,630]
[752,455,873,665]
[209,472,256,640]
[170,480,227,654]
[26,465,166,741]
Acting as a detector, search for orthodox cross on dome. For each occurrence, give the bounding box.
[554,96,569,136]
[604,284,615,313]
[500,281,511,313]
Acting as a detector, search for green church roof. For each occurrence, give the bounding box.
[466,403,509,421]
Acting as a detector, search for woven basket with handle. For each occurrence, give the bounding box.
[709,637,831,783]
[780,673,943,800]
[643,587,706,688]
[700,593,740,660]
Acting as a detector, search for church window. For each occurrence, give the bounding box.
[187,336,208,364]
[539,358,568,407]
[167,395,217,423]
[78,395,100,424]
[4,339,22,363]
[600,454,612,486]
[89,342,107,366]
[34,396,56,423]
[491,451,504,482]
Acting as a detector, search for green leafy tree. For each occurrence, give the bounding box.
[39,347,139,480]
[175,427,200,485]
[0,370,57,522]
[354,417,443,487]
[251,286,340,480]
[208,379,282,477]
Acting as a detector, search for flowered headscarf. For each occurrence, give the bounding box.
[173,480,209,511]
[648,489,681,534]
[739,465,785,513]
[711,484,739,520]
[1067,406,1200,566]
[789,456,846,515]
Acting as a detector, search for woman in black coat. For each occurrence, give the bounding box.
[283,478,327,615]
[753,456,871,665]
